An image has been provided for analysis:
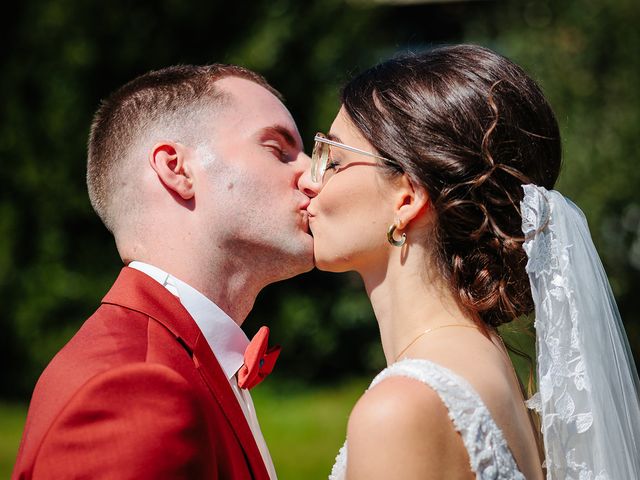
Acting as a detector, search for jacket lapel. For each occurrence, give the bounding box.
[102,267,269,479]
[193,335,269,479]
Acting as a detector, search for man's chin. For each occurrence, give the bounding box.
[266,257,313,285]
[299,247,316,274]
[279,244,315,277]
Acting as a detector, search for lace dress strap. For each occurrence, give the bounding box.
[329,358,525,480]
[374,359,524,479]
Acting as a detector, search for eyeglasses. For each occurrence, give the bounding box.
[311,132,391,183]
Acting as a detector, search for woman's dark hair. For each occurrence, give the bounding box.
[342,44,561,328]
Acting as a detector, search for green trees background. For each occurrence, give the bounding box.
[1,0,638,400]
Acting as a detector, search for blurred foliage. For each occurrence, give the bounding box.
[1,0,638,400]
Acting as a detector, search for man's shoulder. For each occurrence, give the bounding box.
[29,268,207,422]
[36,300,192,398]
[27,304,148,411]
[53,302,153,370]
[17,301,201,465]
[15,359,213,479]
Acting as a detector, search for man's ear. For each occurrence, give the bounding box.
[393,174,430,229]
[149,142,195,200]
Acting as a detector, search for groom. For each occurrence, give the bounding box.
[13,65,317,479]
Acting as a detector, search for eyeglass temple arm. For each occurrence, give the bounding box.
[314,135,390,162]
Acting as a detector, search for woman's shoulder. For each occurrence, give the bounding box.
[351,374,449,432]
[345,374,473,479]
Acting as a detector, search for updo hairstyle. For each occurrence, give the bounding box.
[341,45,562,327]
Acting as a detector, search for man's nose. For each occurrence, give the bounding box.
[296,152,320,198]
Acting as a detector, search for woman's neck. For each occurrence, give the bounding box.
[360,245,475,365]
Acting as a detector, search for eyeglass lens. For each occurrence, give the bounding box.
[311,137,330,182]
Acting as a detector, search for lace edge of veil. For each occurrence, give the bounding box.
[520,184,640,480]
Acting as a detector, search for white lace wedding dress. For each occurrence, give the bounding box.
[329,358,525,480]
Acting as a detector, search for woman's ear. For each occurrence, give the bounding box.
[393,174,430,229]
[149,142,195,200]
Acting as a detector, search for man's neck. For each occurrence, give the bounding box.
[128,257,265,326]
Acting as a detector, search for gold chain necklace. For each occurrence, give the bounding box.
[395,324,480,362]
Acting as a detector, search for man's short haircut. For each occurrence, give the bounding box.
[87,64,281,234]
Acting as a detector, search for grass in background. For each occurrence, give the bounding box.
[0,402,26,478]
[253,378,368,479]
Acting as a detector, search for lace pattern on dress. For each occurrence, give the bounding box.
[521,185,608,480]
[329,358,525,480]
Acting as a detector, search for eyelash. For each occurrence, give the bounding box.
[326,159,340,170]
[267,144,291,162]
[325,149,342,170]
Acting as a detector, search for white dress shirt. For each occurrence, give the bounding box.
[129,261,277,480]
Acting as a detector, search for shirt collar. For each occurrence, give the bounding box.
[128,261,249,380]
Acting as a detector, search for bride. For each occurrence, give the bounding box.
[301,45,640,479]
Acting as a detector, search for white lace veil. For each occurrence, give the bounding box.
[520,184,640,479]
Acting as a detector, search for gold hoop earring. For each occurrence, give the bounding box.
[387,224,406,247]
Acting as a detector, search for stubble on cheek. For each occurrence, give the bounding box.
[205,157,311,268]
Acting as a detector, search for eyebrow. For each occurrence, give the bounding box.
[259,125,300,149]
[327,133,342,143]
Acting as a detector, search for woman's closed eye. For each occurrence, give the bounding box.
[326,159,341,171]
[325,150,344,171]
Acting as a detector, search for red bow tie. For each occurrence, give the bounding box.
[237,326,281,389]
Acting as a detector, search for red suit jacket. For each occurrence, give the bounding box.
[13,267,270,479]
